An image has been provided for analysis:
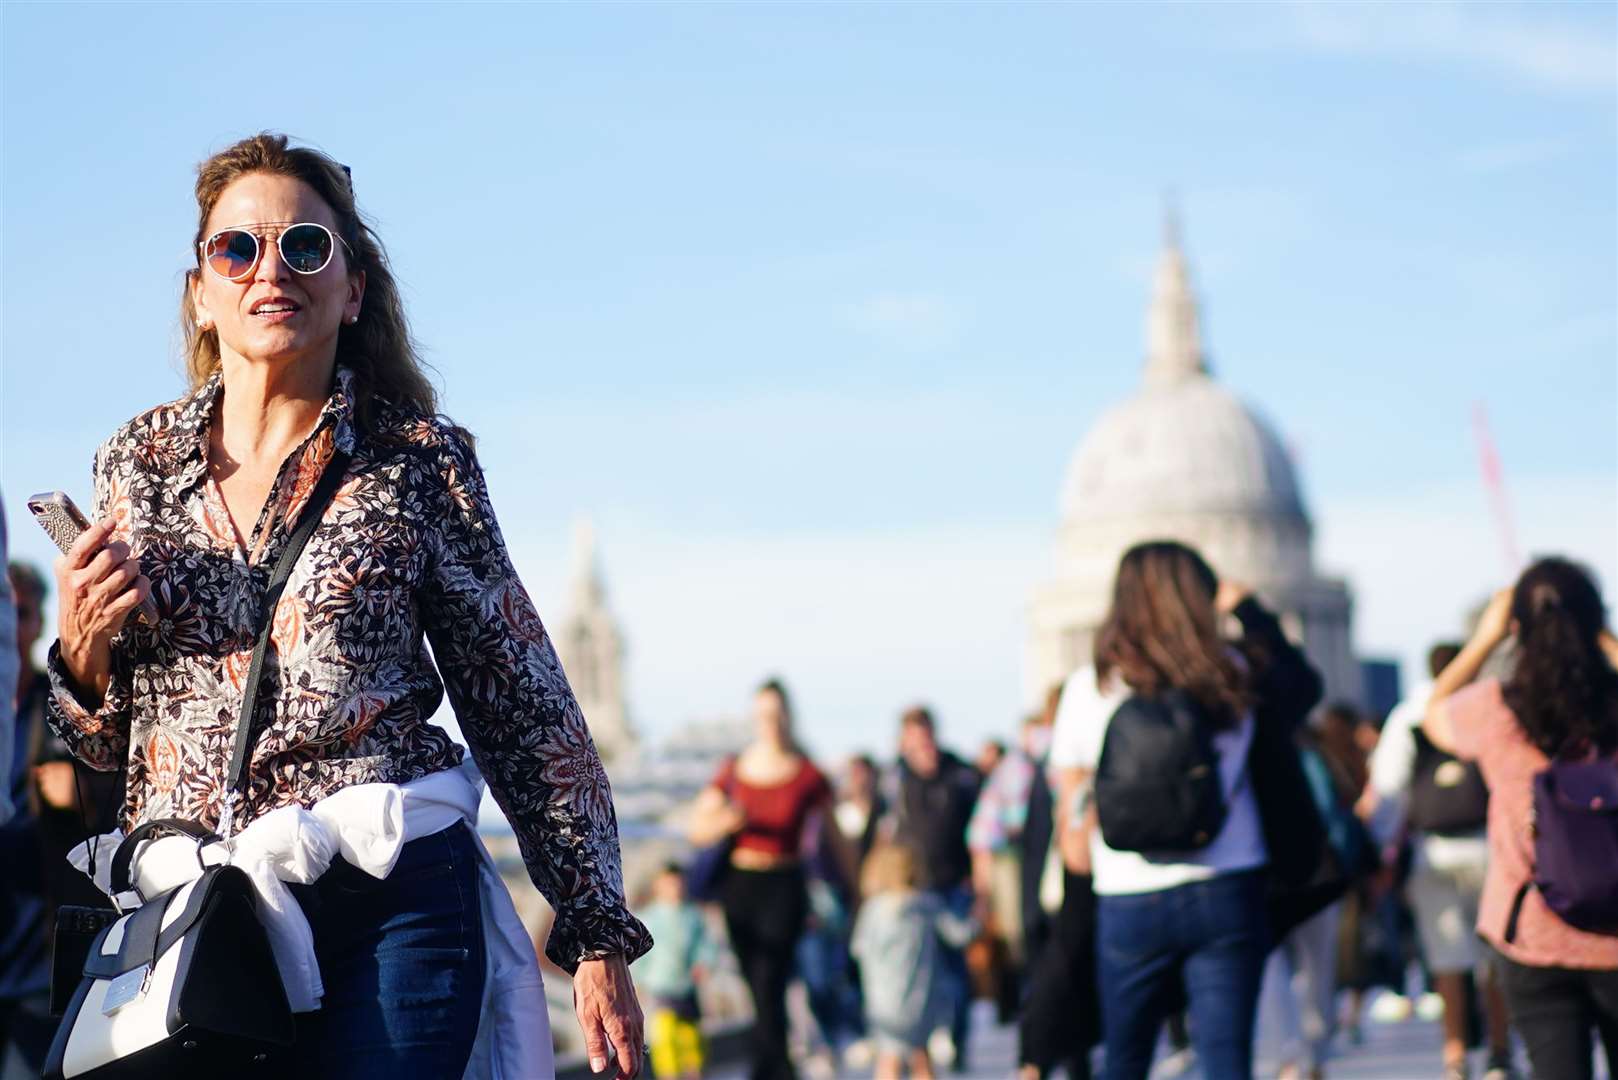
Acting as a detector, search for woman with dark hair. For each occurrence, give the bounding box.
[46,133,649,1078]
[1423,557,1618,1080]
[1047,540,1324,1080]
[687,678,831,1080]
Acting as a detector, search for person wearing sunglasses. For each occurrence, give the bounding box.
[45,132,651,1079]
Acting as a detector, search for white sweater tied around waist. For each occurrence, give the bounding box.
[68,759,554,1080]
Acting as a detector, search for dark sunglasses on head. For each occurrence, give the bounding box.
[200,221,352,282]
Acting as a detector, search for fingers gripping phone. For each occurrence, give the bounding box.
[26,491,156,625]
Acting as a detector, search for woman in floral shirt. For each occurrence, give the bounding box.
[48,133,649,1078]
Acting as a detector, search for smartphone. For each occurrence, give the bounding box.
[26,491,93,554]
[26,491,156,625]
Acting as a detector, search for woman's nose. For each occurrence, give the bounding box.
[252,235,293,283]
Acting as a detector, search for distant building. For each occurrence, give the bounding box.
[1359,658,1403,722]
[1029,214,1361,706]
[614,713,752,830]
[553,519,637,767]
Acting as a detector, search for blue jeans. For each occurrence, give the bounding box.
[927,884,976,1067]
[1096,869,1269,1080]
[797,922,864,1049]
[290,820,487,1078]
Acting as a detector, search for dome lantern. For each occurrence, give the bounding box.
[1143,203,1208,389]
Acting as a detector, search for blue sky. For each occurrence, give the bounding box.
[4,2,1614,768]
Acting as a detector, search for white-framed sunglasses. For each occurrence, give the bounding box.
[199,221,354,282]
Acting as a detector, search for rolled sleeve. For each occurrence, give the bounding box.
[44,640,133,772]
[420,429,650,971]
[43,440,136,774]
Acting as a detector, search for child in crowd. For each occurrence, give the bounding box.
[851,843,977,1079]
[635,862,717,1080]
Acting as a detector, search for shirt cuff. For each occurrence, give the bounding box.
[45,640,127,736]
[547,903,654,974]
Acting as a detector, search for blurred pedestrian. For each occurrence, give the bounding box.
[1424,559,1618,1080]
[1364,644,1516,1080]
[637,862,718,1080]
[1018,683,1101,1080]
[833,754,885,872]
[974,739,1006,780]
[0,506,15,828]
[823,753,884,1070]
[0,519,55,1078]
[687,678,832,1080]
[967,713,1052,1016]
[885,706,983,1072]
[851,843,977,1080]
[13,560,122,917]
[1261,703,1380,1079]
[1049,541,1326,1080]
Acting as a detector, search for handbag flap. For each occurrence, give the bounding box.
[81,865,250,980]
[1545,761,1618,814]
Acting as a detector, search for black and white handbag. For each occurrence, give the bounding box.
[43,822,294,1077]
[44,451,351,1079]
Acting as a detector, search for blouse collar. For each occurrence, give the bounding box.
[169,365,359,495]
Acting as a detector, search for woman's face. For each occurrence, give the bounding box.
[190,172,364,373]
[753,689,789,744]
[844,758,875,799]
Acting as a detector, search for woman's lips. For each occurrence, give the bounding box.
[250,305,301,324]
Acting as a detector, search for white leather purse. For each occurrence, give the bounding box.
[44,848,293,1078]
[44,450,351,1079]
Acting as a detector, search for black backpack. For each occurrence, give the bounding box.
[1095,690,1228,853]
[1408,728,1489,835]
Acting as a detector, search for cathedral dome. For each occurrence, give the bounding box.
[1060,374,1304,524]
[1059,211,1305,528]
[1029,213,1358,711]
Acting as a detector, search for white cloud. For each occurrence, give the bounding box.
[848,292,967,351]
[1245,2,1617,95]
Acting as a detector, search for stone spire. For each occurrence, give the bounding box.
[554,517,635,766]
[568,518,605,610]
[1143,202,1209,389]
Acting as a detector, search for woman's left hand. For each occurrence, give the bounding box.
[573,954,645,1078]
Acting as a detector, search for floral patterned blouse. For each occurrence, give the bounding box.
[46,367,651,972]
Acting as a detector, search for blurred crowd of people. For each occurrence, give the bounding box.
[4,524,1615,1080]
[1,557,125,1079]
[627,543,1618,1080]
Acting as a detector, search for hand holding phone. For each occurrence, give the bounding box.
[28,491,157,630]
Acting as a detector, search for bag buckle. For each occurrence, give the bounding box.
[101,964,152,1014]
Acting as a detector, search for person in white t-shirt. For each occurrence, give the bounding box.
[1362,642,1517,1080]
[1048,541,1308,1080]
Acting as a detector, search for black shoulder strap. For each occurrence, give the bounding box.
[225,451,352,798]
[1503,881,1532,943]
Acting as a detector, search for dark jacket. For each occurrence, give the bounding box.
[1231,597,1342,941]
[889,751,982,892]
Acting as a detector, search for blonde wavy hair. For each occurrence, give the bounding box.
[859,842,920,899]
[182,132,438,427]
